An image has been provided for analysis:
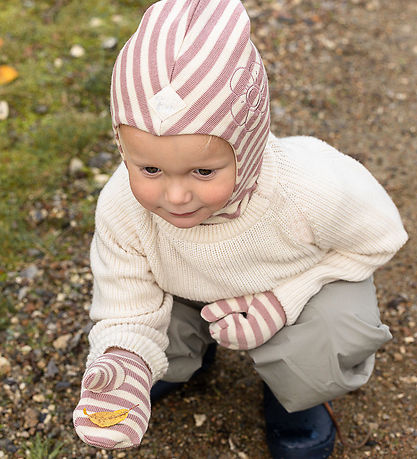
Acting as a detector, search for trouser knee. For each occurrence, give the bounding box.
[250,278,392,412]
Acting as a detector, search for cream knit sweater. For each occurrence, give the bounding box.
[86,133,408,381]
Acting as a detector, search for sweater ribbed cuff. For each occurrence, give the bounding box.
[87,326,168,383]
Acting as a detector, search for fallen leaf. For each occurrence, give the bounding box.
[83,408,129,427]
[0,65,19,85]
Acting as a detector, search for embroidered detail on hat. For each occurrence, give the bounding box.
[148,85,187,121]
[230,62,267,132]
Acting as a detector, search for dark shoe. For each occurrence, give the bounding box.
[150,343,217,403]
[263,383,336,459]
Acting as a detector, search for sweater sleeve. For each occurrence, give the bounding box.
[86,164,172,382]
[272,136,408,325]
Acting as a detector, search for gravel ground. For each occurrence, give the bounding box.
[1,0,416,458]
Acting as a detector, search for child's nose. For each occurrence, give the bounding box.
[164,181,192,206]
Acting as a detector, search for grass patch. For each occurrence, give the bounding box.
[0,0,154,269]
[26,433,64,459]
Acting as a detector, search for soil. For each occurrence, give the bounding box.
[1,0,416,458]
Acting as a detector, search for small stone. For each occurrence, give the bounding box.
[27,248,44,258]
[33,393,46,403]
[45,359,59,378]
[33,104,48,114]
[55,381,71,392]
[70,44,85,58]
[112,14,123,24]
[23,408,39,428]
[54,58,63,68]
[94,173,110,186]
[18,286,29,300]
[19,264,39,280]
[193,414,207,427]
[102,37,118,50]
[53,333,72,350]
[21,345,32,354]
[0,101,9,120]
[89,17,103,27]
[0,357,11,376]
[69,157,84,175]
[88,152,113,168]
[69,330,83,350]
[29,208,48,224]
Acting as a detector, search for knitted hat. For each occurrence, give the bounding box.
[110,0,270,220]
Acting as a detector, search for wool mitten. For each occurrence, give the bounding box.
[201,292,286,350]
[73,348,152,449]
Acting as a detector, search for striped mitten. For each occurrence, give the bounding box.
[73,349,152,449]
[201,292,286,350]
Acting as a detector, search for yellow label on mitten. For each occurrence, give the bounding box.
[83,408,129,427]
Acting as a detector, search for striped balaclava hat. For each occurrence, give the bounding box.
[111,0,270,221]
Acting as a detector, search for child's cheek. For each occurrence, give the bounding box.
[129,176,159,209]
[205,181,234,207]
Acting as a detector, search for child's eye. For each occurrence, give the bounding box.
[195,169,214,177]
[142,167,161,175]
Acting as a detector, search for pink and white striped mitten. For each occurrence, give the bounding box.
[201,292,286,350]
[73,349,152,449]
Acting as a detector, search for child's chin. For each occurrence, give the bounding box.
[167,218,201,229]
[163,213,207,228]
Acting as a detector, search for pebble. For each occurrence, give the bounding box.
[18,286,29,300]
[89,17,103,27]
[70,44,85,58]
[88,152,113,168]
[23,408,39,429]
[21,345,32,354]
[69,157,84,175]
[0,357,11,376]
[33,393,46,403]
[94,173,110,186]
[112,14,123,24]
[55,381,71,392]
[54,57,63,68]
[29,208,48,224]
[53,333,73,350]
[193,414,207,427]
[0,100,9,120]
[19,264,39,280]
[34,104,48,114]
[102,37,118,50]
[45,359,59,378]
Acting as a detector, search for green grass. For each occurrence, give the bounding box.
[0,0,154,269]
[26,433,64,459]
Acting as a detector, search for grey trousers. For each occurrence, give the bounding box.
[162,277,391,412]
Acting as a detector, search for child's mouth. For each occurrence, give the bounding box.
[169,211,197,217]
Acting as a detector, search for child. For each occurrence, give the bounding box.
[73,0,408,457]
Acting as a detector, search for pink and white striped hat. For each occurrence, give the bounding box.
[111,0,270,220]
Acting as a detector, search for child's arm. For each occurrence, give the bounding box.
[73,165,171,448]
[85,165,171,381]
[271,136,408,325]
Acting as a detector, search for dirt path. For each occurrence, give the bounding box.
[1,1,415,458]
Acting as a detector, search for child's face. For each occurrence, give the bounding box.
[118,125,236,228]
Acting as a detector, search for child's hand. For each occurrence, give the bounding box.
[201,292,286,350]
[73,348,152,449]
